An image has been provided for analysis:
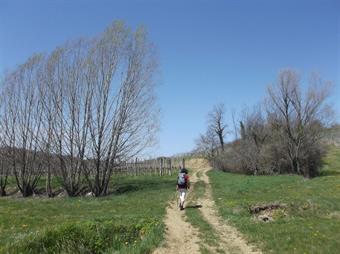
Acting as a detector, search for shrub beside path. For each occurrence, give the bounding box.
[153,158,262,254]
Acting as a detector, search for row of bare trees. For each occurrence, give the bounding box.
[197,69,334,177]
[0,21,159,197]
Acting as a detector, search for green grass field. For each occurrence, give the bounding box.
[2,146,339,254]
[0,175,175,254]
[209,146,340,254]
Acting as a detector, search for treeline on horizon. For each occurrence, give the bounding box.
[0,21,159,198]
[196,69,336,177]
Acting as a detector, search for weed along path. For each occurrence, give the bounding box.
[153,158,262,254]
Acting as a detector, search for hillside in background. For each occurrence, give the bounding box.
[323,124,340,147]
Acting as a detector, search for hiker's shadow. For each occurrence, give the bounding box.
[185,204,202,209]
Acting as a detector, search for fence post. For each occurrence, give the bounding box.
[169,159,172,175]
[155,158,158,175]
[135,158,138,176]
[159,158,163,176]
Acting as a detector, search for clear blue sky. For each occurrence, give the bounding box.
[0,0,339,156]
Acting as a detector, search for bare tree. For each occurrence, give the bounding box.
[208,103,227,151]
[0,156,10,196]
[39,53,62,197]
[45,40,92,197]
[206,70,333,177]
[2,55,45,197]
[0,22,159,197]
[267,69,333,176]
[84,22,159,196]
[240,105,268,148]
[237,105,269,174]
[195,127,219,160]
[0,85,10,196]
[231,108,239,140]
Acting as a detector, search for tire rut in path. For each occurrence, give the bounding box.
[187,158,262,254]
[153,188,200,253]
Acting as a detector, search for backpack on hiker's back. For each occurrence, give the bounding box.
[177,168,189,188]
[178,172,186,185]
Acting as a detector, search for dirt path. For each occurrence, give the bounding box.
[153,188,201,254]
[153,158,261,254]
[152,200,201,254]
[188,159,262,254]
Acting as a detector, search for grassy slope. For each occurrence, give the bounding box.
[0,175,175,253]
[209,146,340,254]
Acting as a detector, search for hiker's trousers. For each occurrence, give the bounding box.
[178,188,187,205]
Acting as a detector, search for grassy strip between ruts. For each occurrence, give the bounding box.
[185,177,225,254]
[208,146,340,254]
[0,174,176,254]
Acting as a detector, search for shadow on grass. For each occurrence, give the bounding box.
[319,170,340,177]
[114,185,140,194]
[111,178,175,195]
[185,204,203,209]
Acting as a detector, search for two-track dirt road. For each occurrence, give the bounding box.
[153,159,262,254]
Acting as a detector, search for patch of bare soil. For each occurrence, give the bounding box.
[250,203,287,222]
[326,211,340,219]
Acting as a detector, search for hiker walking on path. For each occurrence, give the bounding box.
[176,166,190,210]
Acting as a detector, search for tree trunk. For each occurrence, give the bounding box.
[0,186,6,196]
[22,184,34,197]
[46,167,53,197]
[218,133,224,152]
